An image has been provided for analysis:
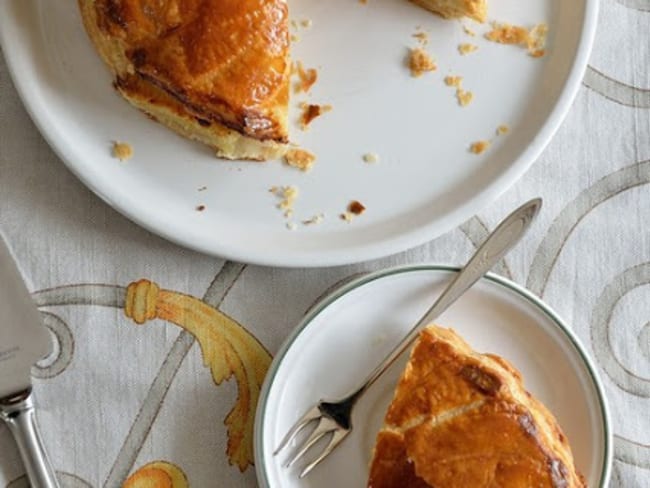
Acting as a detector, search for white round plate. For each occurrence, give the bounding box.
[0,1,597,266]
[255,266,612,487]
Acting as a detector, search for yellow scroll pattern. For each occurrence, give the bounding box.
[124,279,272,471]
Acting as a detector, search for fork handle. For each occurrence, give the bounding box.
[350,198,542,400]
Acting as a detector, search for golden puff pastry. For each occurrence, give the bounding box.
[368,325,586,488]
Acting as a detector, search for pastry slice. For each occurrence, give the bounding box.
[79,0,290,160]
[411,0,487,23]
[368,326,586,488]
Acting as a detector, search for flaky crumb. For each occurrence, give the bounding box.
[486,22,548,58]
[299,103,332,130]
[457,89,474,106]
[300,19,312,28]
[363,153,379,163]
[444,76,472,107]
[295,61,318,93]
[290,34,300,42]
[485,23,529,44]
[458,43,478,55]
[497,124,510,135]
[303,213,325,225]
[112,141,133,161]
[527,23,548,57]
[408,48,436,77]
[463,24,476,37]
[470,140,491,154]
[413,31,429,46]
[284,148,316,171]
[348,200,366,215]
[286,222,297,231]
[444,76,463,88]
[197,186,207,192]
[271,185,299,213]
[196,204,206,212]
[340,201,366,222]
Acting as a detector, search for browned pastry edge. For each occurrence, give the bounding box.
[78,0,289,160]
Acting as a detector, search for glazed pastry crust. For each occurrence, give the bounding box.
[368,326,586,488]
[78,0,290,160]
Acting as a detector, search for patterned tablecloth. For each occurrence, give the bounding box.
[0,1,649,487]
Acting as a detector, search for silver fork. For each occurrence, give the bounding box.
[274,198,542,478]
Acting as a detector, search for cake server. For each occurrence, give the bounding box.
[0,234,60,488]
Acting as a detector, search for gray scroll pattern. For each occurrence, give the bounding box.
[584,0,650,110]
[584,67,650,109]
[32,312,74,380]
[591,264,650,398]
[524,160,650,473]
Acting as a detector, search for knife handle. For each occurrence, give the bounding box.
[0,390,60,488]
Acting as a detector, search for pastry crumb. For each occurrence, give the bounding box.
[412,31,429,46]
[112,141,133,161]
[458,43,478,55]
[271,185,299,213]
[444,76,472,107]
[197,186,207,192]
[285,148,316,171]
[497,124,510,135]
[408,48,436,77]
[299,103,332,130]
[470,140,491,154]
[457,89,473,106]
[300,19,312,28]
[303,213,325,225]
[485,23,529,44]
[463,24,476,37]
[341,201,366,222]
[444,76,463,88]
[363,153,379,163]
[295,61,318,93]
[527,23,548,57]
[486,22,548,57]
[195,204,206,212]
[348,200,366,215]
[286,222,297,231]
[290,34,300,42]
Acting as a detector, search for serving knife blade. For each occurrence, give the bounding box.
[0,233,60,488]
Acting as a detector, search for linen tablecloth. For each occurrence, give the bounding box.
[1,1,649,486]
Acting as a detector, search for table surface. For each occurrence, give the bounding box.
[1,1,649,487]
